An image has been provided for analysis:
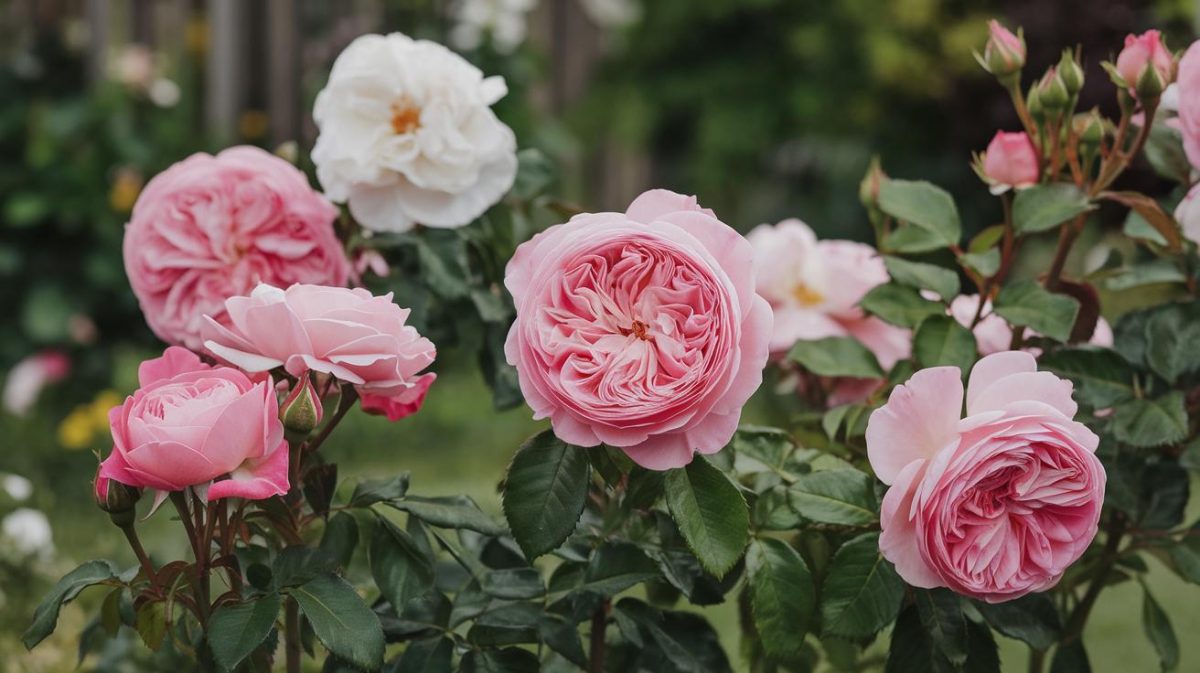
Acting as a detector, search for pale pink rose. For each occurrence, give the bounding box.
[867,351,1105,602]
[2,351,70,417]
[982,20,1025,76]
[746,219,909,366]
[1176,43,1200,170]
[948,294,1112,355]
[124,146,351,350]
[981,131,1039,194]
[98,347,289,500]
[1116,30,1173,89]
[203,284,436,420]
[504,189,772,470]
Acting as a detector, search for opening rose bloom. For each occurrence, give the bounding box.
[98,347,289,501]
[746,219,909,366]
[1116,29,1173,90]
[867,352,1105,602]
[980,20,1025,77]
[312,32,517,232]
[124,146,350,350]
[203,284,436,421]
[504,189,772,470]
[977,131,1039,194]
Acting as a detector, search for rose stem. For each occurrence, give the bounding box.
[588,599,610,673]
[285,597,302,673]
[120,523,157,584]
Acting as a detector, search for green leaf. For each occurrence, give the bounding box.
[820,533,905,639]
[915,589,968,666]
[349,474,410,507]
[1142,302,1200,383]
[787,469,878,526]
[135,600,168,651]
[1038,348,1138,408]
[993,281,1080,342]
[961,249,1001,277]
[370,517,434,612]
[913,315,977,372]
[747,538,815,663]
[1012,183,1094,234]
[885,604,999,673]
[1050,640,1091,673]
[729,426,795,470]
[460,647,541,673]
[208,593,282,672]
[1103,260,1187,291]
[883,256,961,300]
[319,512,359,570]
[1112,392,1187,448]
[393,636,453,673]
[1142,586,1179,671]
[664,456,750,578]
[511,148,556,200]
[613,598,734,673]
[502,430,591,560]
[288,574,385,670]
[480,568,544,600]
[859,283,946,328]
[788,337,884,378]
[973,593,1061,650]
[23,560,117,649]
[572,542,660,598]
[385,496,505,535]
[1103,191,1183,251]
[878,179,962,248]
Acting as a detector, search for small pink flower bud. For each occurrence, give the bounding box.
[978,131,1039,194]
[1116,30,1173,92]
[281,374,323,434]
[981,20,1026,78]
[94,466,141,526]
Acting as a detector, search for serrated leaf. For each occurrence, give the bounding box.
[993,281,1080,342]
[288,574,385,670]
[1112,393,1187,448]
[913,315,977,372]
[208,593,282,672]
[135,601,168,651]
[884,256,961,300]
[319,512,359,570]
[393,636,452,672]
[1142,302,1200,383]
[820,533,905,639]
[747,539,815,663]
[885,604,999,673]
[23,560,117,650]
[878,179,961,248]
[859,283,945,328]
[664,456,750,578]
[370,517,434,612]
[1142,586,1179,671]
[915,589,968,666]
[385,496,505,535]
[1013,183,1094,234]
[787,469,878,526]
[973,593,1061,650]
[502,430,590,560]
[349,474,410,507]
[1038,348,1137,408]
[788,336,884,378]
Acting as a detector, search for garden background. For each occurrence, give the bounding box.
[2,0,1198,670]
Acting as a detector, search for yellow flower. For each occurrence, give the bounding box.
[109,168,143,213]
[239,110,269,140]
[57,408,94,450]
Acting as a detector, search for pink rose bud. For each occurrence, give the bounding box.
[281,374,324,434]
[504,189,773,471]
[98,347,290,500]
[1116,30,1173,93]
[977,131,1039,194]
[867,352,1105,602]
[980,20,1025,78]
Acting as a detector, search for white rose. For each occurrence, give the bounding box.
[1175,182,1200,247]
[312,33,518,232]
[2,508,53,558]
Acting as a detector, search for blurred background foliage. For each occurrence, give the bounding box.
[1,0,1198,671]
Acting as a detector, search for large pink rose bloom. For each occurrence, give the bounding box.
[746,219,909,366]
[1175,42,1200,171]
[124,146,351,350]
[203,284,436,420]
[867,352,1105,602]
[98,347,288,500]
[504,190,772,470]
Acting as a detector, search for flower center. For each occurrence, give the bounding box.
[620,320,651,340]
[390,99,422,135]
[792,282,824,307]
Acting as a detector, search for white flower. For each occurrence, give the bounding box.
[580,0,641,28]
[312,33,518,233]
[2,508,53,558]
[450,0,536,53]
[2,474,32,502]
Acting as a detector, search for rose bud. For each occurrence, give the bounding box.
[1036,67,1070,111]
[975,131,1039,194]
[1135,60,1167,100]
[1116,30,1173,93]
[1025,83,1046,123]
[94,467,142,527]
[1058,49,1085,95]
[281,374,323,435]
[1075,110,1105,147]
[978,20,1025,79]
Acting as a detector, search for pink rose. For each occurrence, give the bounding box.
[203,284,436,419]
[124,146,351,350]
[980,131,1039,193]
[982,20,1025,77]
[1174,182,1200,245]
[98,347,289,500]
[1175,42,1200,171]
[504,189,772,470]
[867,351,1105,602]
[746,219,909,366]
[947,294,1112,355]
[1116,30,1173,89]
[2,350,70,417]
